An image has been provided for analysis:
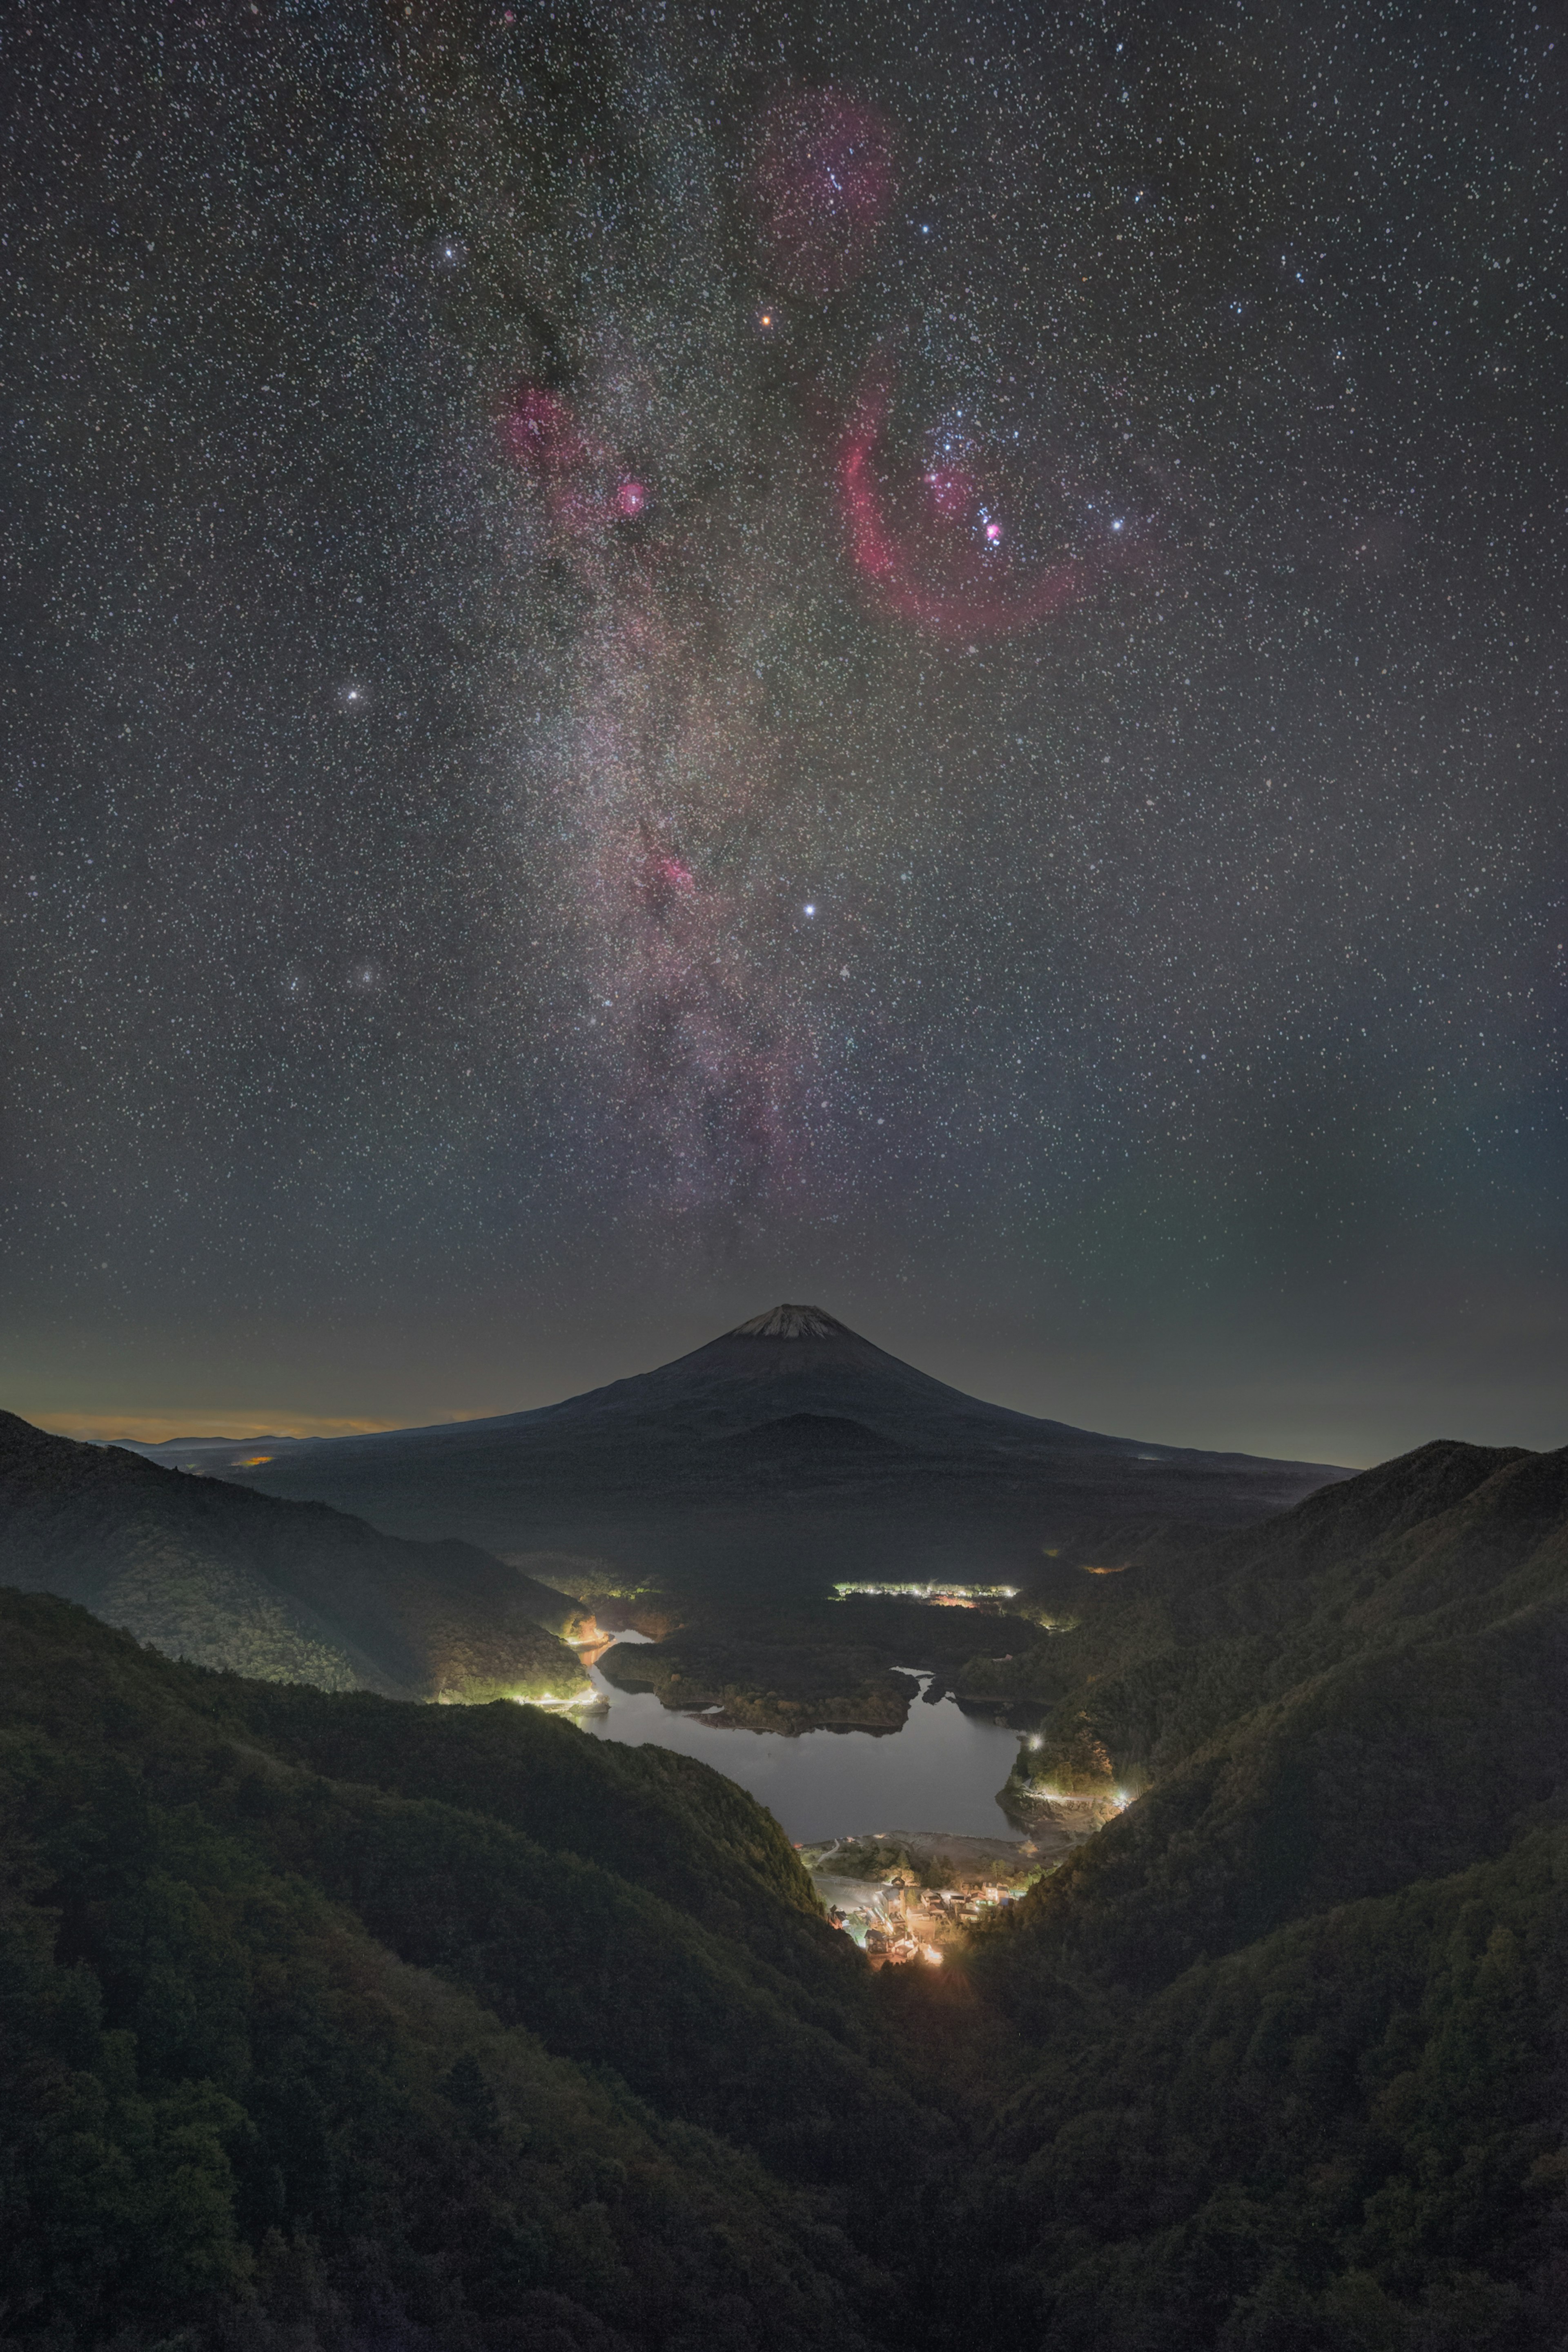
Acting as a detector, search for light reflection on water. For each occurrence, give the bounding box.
[578,1642,1025,1841]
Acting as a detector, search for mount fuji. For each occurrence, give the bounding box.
[127,1307,1348,1604]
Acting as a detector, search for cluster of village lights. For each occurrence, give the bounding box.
[833,1580,1020,1604]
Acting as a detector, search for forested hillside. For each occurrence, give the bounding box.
[4,1442,1567,2351]
[0,1413,592,1702]
[962,1443,1568,2344]
[0,1593,931,2352]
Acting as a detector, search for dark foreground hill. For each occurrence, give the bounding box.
[128,1306,1348,1608]
[956,1440,1568,2345]
[1002,1437,1568,1827]
[0,1412,592,1702]
[0,1592,929,2352]
[4,1410,1568,2352]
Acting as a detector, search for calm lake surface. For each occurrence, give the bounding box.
[579,1641,1026,1841]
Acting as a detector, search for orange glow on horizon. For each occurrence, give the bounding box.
[33,1410,422,1445]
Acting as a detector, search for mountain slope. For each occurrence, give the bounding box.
[0,1411,592,1702]
[962,1825,1568,2350]
[983,1439,1568,1996]
[1009,1441,1568,1803]
[143,1306,1348,1605]
[0,1591,922,2351]
[949,1442,1568,2346]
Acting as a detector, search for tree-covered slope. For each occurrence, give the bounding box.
[960,1824,1568,2350]
[207,1675,880,2002]
[987,1445,1568,1996]
[1010,1441,1568,1804]
[7,1437,1568,2352]
[952,1443,1568,2345]
[0,1412,592,1702]
[0,1592,929,2352]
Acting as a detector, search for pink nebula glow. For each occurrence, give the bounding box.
[503,381,654,540]
[503,383,588,477]
[838,366,1082,641]
[637,842,697,908]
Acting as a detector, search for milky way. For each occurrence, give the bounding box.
[2,0,1564,1455]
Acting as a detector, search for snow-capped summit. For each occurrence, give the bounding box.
[180,1304,1348,1600]
[726,1304,854,1341]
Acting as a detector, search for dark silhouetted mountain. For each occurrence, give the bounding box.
[0,1410,592,1701]
[142,1306,1348,1604]
[716,1411,915,1461]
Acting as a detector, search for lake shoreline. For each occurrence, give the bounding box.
[580,1647,1036,1841]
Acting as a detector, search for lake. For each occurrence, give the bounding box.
[579,1640,1027,1841]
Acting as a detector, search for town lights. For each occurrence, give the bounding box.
[832,1580,1020,1604]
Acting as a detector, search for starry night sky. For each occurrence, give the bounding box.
[3,0,1564,1463]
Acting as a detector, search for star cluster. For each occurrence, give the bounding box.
[2,0,1563,1454]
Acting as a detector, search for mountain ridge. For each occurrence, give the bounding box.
[145,1306,1350,1601]
[0,1410,593,1702]
[117,1303,1346,1463]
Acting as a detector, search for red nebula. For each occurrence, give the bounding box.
[837,364,1083,642]
[634,835,697,913]
[503,383,588,477]
[502,380,652,539]
[752,92,895,299]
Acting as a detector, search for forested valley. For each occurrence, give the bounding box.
[4,1437,1567,2351]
